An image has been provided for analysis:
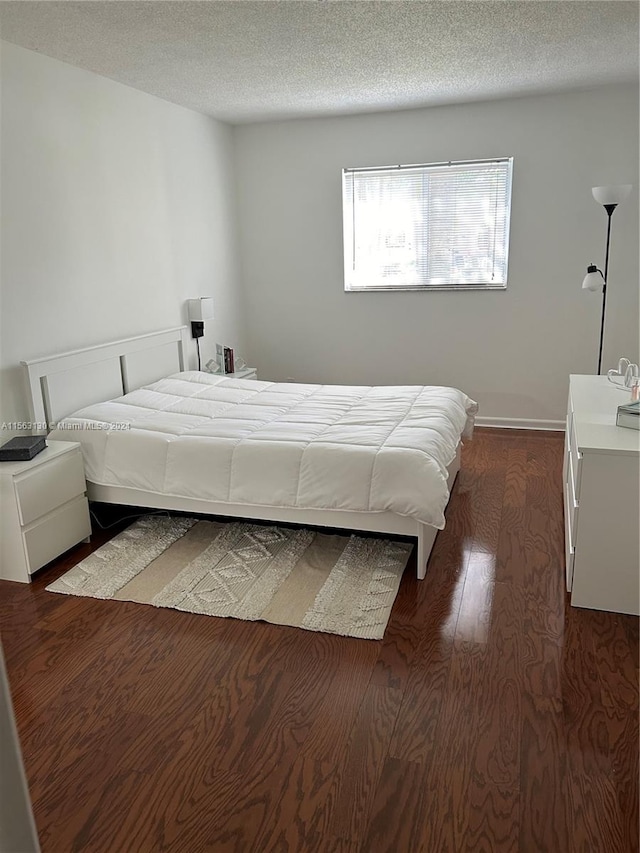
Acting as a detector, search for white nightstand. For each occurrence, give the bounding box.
[0,440,91,583]
[223,368,257,380]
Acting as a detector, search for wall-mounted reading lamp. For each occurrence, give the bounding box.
[187,298,214,370]
[581,184,632,375]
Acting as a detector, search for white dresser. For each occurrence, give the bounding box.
[563,375,640,615]
[0,441,91,583]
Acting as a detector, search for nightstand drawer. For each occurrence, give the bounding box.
[16,449,86,525]
[24,495,91,573]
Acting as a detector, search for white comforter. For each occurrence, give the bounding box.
[49,372,477,528]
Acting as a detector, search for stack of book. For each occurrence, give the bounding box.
[616,400,640,430]
[216,343,235,374]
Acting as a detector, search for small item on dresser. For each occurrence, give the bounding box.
[608,357,633,381]
[0,435,47,461]
[224,346,235,374]
[608,360,639,390]
[616,400,640,430]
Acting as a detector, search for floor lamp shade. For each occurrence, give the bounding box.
[582,267,603,292]
[592,185,632,206]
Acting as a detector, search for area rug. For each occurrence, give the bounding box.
[46,515,412,639]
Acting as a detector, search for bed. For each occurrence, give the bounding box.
[22,327,477,579]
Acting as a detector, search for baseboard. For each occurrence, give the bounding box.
[474,416,565,431]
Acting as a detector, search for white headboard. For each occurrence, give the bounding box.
[22,327,190,431]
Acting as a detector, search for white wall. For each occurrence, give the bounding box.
[1,42,244,434]
[1,46,637,429]
[234,85,639,425]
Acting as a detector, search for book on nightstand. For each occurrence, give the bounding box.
[616,400,640,430]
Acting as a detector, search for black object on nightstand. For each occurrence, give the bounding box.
[0,435,47,461]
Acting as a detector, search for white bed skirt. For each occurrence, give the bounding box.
[86,445,460,580]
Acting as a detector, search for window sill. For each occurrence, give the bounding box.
[344,284,508,293]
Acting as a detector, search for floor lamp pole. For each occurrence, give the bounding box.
[597,205,616,375]
[584,185,631,376]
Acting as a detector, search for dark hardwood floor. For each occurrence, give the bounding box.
[1,428,638,852]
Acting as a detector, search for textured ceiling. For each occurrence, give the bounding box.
[0,1,638,124]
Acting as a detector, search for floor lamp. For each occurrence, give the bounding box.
[582,184,632,375]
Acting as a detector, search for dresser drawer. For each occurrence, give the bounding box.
[15,449,86,526]
[567,412,582,496]
[564,480,576,591]
[566,452,579,532]
[563,425,570,485]
[24,495,91,574]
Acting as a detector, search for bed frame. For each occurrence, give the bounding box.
[22,327,460,580]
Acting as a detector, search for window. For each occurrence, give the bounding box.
[342,157,513,291]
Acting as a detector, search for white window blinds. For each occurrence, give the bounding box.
[342,158,513,291]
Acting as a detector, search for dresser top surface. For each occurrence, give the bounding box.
[569,375,640,456]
